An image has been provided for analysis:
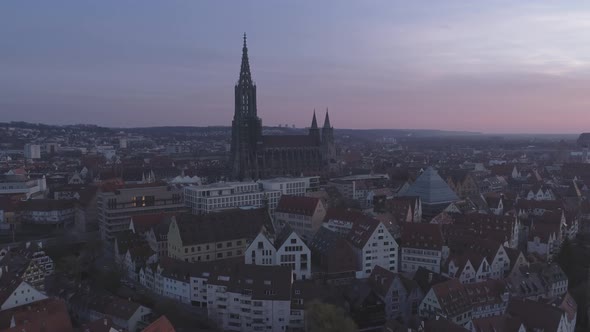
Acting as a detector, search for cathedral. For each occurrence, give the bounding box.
[230,35,336,180]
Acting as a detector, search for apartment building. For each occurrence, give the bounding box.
[347,218,399,279]
[274,195,326,241]
[207,264,292,332]
[245,226,311,280]
[97,182,187,244]
[400,223,444,274]
[167,208,271,263]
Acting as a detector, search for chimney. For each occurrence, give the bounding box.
[428,272,433,283]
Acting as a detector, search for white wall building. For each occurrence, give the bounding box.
[24,144,41,159]
[183,181,281,215]
[207,264,292,332]
[245,228,311,280]
[347,219,399,279]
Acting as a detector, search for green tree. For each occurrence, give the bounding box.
[305,300,357,332]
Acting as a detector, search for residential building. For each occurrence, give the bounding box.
[400,223,444,274]
[17,199,75,226]
[245,226,311,280]
[273,195,326,241]
[347,218,399,279]
[69,293,152,332]
[419,278,472,327]
[97,183,186,244]
[167,208,271,263]
[0,298,73,332]
[206,264,292,332]
[369,265,424,322]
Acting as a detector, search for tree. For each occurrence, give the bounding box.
[305,300,357,332]
[58,255,82,282]
[556,238,575,281]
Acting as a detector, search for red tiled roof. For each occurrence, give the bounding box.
[275,195,320,217]
[142,315,175,332]
[0,298,73,332]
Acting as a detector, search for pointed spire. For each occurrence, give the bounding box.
[323,108,331,128]
[238,33,252,86]
[311,109,318,129]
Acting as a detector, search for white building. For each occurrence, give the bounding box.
[257,176,320,195]
[400,223,444,274]
[0,173,46,199]
[0,279,47,311]
[24,144,41,159]
[245,227,311,280]
[347,218,399,279]
[183,181,281,215]
[207,264,292,332]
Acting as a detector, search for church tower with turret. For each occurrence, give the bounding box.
[230,34,262,180]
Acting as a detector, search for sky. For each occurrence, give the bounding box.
[1,1,590,134]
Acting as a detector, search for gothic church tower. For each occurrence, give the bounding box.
[230,34,262,180]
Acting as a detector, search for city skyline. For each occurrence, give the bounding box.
[1,1,590,134]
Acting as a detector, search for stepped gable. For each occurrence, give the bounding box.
[404,167,458,205]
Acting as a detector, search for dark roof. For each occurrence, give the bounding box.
[262,135,318,148]
[507,298,564,332]
[174,208,271,246]
[413,267,449,293]
[424,317,470,332]
[430,279,471,318]
[70,293,145,321]
[0,298,73,332]
[324,208,375,224]
[347,218,380,249]
[208,263,292,301]
[401,223,443,250]
[132,212,175,234]
[17,199,75,212]
[309,226,342,256]
[275,195,320,216]
[471,315,524,332]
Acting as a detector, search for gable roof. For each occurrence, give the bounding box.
[275,195,320,217]
[507,298,565,332]
[141,315,175,332]
[0,298,73,332]
[173,208,271,246]
[347,218,381,249]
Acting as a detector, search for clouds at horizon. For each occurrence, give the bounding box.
[1,1,589,133]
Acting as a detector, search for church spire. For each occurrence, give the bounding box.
[323,108,331,128]
[238,33,252,86]
[311,109,318,129]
